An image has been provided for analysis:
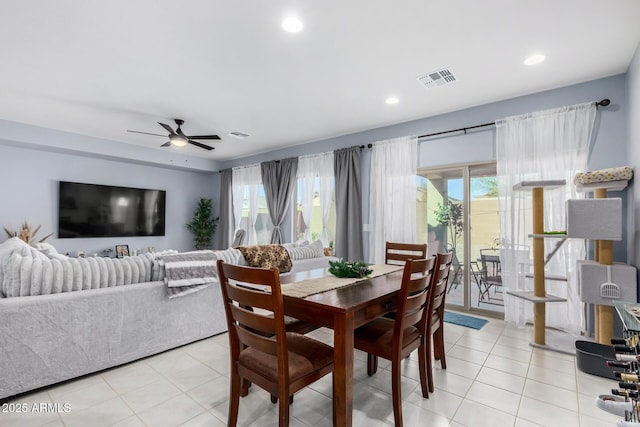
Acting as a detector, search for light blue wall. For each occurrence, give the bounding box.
[219,75,630,261]
[628,42,640,268]
[0,74,631,259]
[0,142,218,255]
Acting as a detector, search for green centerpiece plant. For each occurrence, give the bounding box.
[328,259,372,278]
[186,198,219,250]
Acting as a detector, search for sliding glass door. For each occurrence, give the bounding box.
[418,163,503,316]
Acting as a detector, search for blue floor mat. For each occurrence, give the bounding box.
[444,311,488,330]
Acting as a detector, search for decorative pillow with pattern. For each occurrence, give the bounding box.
[237,245,292,273]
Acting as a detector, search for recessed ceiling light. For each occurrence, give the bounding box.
[282,16,303,33]
[524,54,546,66]
[386,97,399,105]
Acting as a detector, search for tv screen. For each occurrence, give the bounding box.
[58,181,166,238]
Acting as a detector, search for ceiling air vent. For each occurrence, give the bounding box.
[417,68,456,89]
[228,131,250,139]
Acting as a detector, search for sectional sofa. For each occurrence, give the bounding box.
[0,238,334,400]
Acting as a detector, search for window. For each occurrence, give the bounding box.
[295,153,335,246]
[294,177,336,244]
[232,165,272,245]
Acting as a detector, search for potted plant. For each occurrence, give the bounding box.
[186,198,219,250]
[324,240,334,256]
[3,222,52,245]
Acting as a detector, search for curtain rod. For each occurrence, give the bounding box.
[222,98,612,162]
[358,98,611,148]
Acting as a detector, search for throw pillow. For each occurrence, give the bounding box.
[286,239,324,261]
[237,245,292,273]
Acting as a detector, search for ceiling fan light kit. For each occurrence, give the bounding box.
[170,135,188,147]
[127,119,220,151]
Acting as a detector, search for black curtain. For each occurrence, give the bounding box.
[261,158,298,244]
[334,146,363,261]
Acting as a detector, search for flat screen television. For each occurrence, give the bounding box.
[58,181,166,238]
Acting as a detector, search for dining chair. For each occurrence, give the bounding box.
[383,241,428,327]
[385,241,428,265]
[427,251,454,393]
[353,256,437,427]
[217,260,334,427]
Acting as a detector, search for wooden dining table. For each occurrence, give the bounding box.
[280,267,405,427]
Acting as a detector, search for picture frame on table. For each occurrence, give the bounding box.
[115,245,129,258]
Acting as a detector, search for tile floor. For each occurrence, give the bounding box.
[1,316,621,426]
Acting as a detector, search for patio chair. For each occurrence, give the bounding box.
[470,248,503,306]
[231,229,246,247]
[445,243,463,294]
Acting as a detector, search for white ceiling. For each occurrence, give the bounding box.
[1,1,639,162]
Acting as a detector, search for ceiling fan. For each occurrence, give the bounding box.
[127,119,221,150]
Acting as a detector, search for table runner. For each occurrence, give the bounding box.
[281,264,403,298]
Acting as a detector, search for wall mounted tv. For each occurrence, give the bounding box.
[58,181,166,238]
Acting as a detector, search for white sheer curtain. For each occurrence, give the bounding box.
[496,102,596,333]
[297,152,334,245]
[318,163,334,245]
[297,157,317,241]
[369,136,418,264]
[232,164,262,245]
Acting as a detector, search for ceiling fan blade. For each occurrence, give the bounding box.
[158,122,177,136]
[188,134,221,140]
[160,141,171,147]
[127,130,166,137]
[188,139,215,151]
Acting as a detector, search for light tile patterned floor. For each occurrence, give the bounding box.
[1,316,621,426]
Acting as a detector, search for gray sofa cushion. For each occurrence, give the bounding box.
[0,239,163,298]
[285,239,324,261]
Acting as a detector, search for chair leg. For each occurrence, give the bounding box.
[435,327,447,369]
[240,378,251,397]
[433,332,441,361]
[391,360,403,427]
[278,391,290,427]
[426,337,435,393]
[367,353,378,376]
[228,371,241,427]
[418,343,429,398]
[270,395,294,404]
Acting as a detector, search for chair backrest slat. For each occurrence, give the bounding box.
[394,257,437,343]
[404,290,428,315]
[385,242,428,266]
[226,283,275,312]
[230,303,276,336]
[235,325,279,356]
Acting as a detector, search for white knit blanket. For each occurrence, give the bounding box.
[155,251,218,298]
